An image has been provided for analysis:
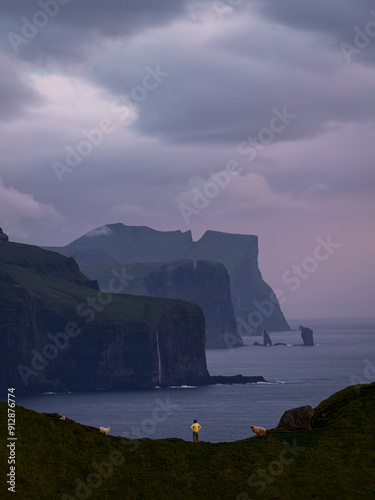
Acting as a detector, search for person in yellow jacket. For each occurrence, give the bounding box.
[191,419,201,442]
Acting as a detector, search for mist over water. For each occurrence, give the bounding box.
[17,319,375,443]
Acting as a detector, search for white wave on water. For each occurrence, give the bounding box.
[273,344,293,347]
[212,380,286,386]
[256,380,286,384]
[167,385,198,389]
[42,391,71,395]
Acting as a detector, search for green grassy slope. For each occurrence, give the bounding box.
[0,242,95,286]
[1,383,374,499]
[0,241,197,330]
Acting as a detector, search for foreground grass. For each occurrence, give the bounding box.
[1,383,375,499]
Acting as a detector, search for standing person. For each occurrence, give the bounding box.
[191,419,201,442]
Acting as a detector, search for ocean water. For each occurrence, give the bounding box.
[16,319,375,443]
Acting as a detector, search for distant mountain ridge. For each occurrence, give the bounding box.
[55,223,194,264]
[46,223,290,336]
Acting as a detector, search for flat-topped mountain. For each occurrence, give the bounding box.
[51,224,194,264]
[46,223,290,337]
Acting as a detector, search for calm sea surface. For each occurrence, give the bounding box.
[16,318,375,443]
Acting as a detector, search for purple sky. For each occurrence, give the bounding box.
[1,1,374,319]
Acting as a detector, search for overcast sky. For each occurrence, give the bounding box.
[1,1,374,320]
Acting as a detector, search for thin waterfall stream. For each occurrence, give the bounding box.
[155,330,162,384]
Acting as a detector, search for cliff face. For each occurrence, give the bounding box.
[45,299,208,392]
[47,224,289,336]
[83,259,242,349]
[0,242,209,394]
[0,271,49,394]
[190,231,290,335]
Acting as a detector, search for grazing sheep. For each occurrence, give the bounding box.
[251,425,266,438]
[60,416,66,420]
[99,427,111,435]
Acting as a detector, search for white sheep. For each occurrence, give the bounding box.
[251,425,266,438]
[99,426,111,434]
[60,416,66,420]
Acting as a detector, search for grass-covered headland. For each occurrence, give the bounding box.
[1,383,375,499]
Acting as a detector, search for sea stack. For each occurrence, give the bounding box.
[301,327,314,346]
[0,228,9,243]
[263,329,272,346]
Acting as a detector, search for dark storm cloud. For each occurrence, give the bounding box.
[252,0,375,64]
[0,54,41,120]
[2,1,374,145]
[1,0,207,62]
[88,17,375,146]
[252,0,374,38]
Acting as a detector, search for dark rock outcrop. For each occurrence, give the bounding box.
[0,228,9,242]
[301,327,314,346]
[0,242,210,394]
[83,259,242,349]
[252,330,272,347]
[263,329,272,346]
[278,405,315,430]
[45,223,290,338]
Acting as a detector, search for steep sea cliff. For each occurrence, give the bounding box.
[0,240,209,394]
[83,259,242,348]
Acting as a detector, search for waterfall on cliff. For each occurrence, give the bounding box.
[155,330,162,384]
